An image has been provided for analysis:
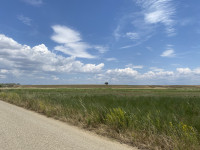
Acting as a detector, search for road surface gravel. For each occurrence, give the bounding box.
[0,100,138,150]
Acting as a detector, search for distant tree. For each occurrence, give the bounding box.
[105,82,108,85]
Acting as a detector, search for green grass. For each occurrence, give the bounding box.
[0,88,200,150]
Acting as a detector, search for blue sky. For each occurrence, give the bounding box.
[0,0,200,85]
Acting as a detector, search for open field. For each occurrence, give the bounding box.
[1,87,200,149]
[16,84,200,89]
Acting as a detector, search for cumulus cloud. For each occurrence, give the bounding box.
[161,49,175,57]
[51,25,107,59]
[0,34,104,78]
[82,63,104,73]
[1,34,200,84]
[106,67,173,79]
[139,71,174,79]
[99,66,200,85]
[0,34,21,49]
[176,68,192,74]
[126,64,143,69]
[106,68,138,77]
[193,68,200,75]
[176,68,200,75]
[1,34,200,85]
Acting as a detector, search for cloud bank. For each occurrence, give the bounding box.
[0,34,104,80]
[1,34,200,85]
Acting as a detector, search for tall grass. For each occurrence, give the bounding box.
[0,88,200,149]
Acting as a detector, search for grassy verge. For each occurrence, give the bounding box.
[0,88,200,149]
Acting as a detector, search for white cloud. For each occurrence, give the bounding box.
[99,67,177,84]
[101,67,176,84]
[17,15,32,26]
[82,63,104,73]
[51,25,107,59]
[126,64,143,69]
[136,0,176,36]
[149,67,164,72]
[54,43,94,59]
[126,32,140,40]
[0,34,104,78]
[193,68,200,75]
[176,68,200,76]
[113,0,176,49]
[72,66,200,84]
[176,68,192,74]
[0,69,9,73]
[106,68,138,77]
[21,0,43,6]
[105,58,117,61]
[52,76,59,81]
[94,46,108,54]
[101,66,200,84]
[139,71,174,79]
[161,49,175,57]
[120,45,134,49]
[1,34,200,85]
[114,13,154,47]
[51,25,81,44]
[0,34,21,49]
[113,4,157,46]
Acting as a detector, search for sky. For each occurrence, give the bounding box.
[0,0,200,85]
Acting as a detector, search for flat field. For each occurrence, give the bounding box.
[1,86,200,150]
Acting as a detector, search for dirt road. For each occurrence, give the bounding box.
[0,100,138,150]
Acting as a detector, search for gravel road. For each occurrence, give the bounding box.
[0,100,138,150]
